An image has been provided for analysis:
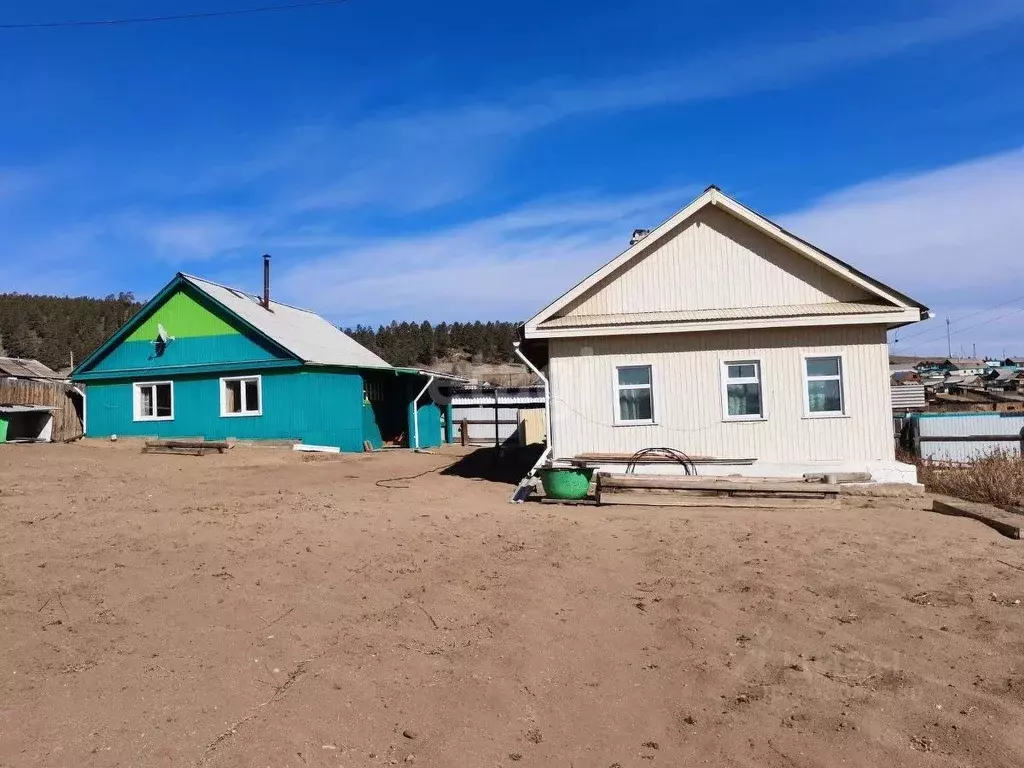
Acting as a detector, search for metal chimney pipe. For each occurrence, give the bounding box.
[262,254,271,309]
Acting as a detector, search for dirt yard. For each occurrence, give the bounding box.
[2,442,1024,768]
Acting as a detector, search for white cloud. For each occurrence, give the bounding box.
[780,147,1024,355]
[266,189,689,322]
[139,213,258,261]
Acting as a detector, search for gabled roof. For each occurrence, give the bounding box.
[524,186,929,338]
[944,358,988,368]
[0,356,62,380]
[181,275,391,369]
[74,273,391,376]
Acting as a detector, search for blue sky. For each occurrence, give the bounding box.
[1,0,1023,355]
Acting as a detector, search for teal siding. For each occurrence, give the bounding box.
[87,334,284,377]
[85,369,365,451]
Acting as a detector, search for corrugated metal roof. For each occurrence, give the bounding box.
[0,357,62,380]
[181,274,392,370]
[540,301,903,329]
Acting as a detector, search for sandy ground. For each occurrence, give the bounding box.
[2,441,1024,768]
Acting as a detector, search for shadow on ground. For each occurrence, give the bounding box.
[441,445,545,485]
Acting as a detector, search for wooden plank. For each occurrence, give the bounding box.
[803,472,872,483]
[598,489,838,509]
[145,439,230,449]
[575,452,716,462]
[540,497,599,506]
[933,497,1022,540]
[598,473,839,495]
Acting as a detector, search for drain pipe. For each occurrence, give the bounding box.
[511,341,551,502]
[410,375,435,450]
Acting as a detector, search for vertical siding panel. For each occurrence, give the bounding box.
[563,208,872,318]
[550,325,891,464]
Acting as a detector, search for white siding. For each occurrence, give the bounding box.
[560,207,872,318]
[549,325,893,463]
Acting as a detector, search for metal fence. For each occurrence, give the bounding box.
[905,412,1024,462]
[449,388,545,446]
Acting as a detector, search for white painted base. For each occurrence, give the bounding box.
[584,459,918,484]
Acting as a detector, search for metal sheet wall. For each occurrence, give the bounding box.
[917,412,1024,461]
[85,369,365,451]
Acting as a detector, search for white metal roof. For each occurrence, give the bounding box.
[182,274,392,369]
[538,301,903,329]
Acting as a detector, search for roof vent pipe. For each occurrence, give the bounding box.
[262,254,271,309]
[630,228,650,246]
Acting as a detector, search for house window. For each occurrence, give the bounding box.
[614,365,654,424]
[221,375,262,417]
[722,360,763,420]
[804,356,844,416]
[134,381,173,421]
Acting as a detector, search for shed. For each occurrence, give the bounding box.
[0,357,83,443]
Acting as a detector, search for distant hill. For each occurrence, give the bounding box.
[344,321,525,379]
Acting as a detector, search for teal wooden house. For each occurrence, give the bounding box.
[72,267,455,451]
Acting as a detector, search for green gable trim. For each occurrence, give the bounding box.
[73,274,300,377]
[126,289,238,341]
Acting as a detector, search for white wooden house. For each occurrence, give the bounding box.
[521,186,930,482]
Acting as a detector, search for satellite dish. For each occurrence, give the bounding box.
[153,323,174,356]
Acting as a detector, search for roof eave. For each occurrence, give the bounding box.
[525,307,923,339]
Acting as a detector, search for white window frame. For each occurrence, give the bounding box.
[133,380,174,422]
[220,374,263,418]
[802,354,846,418]
[612,363,656,426]
[720,359,765,422]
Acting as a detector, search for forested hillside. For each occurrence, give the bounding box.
[0,293,142,371]
[344,321,520,367]
[0,292,522,373]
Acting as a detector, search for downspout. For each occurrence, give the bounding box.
[410,375,435,450]
[511,341,551,502]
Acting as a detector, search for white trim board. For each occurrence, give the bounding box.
[528,308,923,339]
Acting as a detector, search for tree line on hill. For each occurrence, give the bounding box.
[0,292,522,372]
[0,293,142,371]
[343,321,521,367]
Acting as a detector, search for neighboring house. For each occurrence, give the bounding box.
[0,357,83,443]
[942,359,990,376]
[72,268,456,450]
[521,186,930,481]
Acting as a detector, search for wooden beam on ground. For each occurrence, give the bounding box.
[598,488,838,509]
[932,497,1022,540]
[142,439,230,456]
[598,473,839,495]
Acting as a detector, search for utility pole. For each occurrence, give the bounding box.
[973,342,977,360]
[946,317,951,358]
